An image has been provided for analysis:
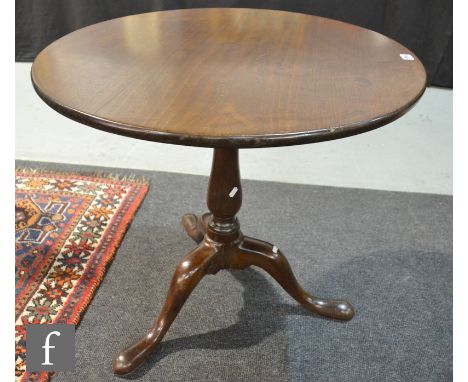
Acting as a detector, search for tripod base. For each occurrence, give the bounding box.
[113,149,354,375]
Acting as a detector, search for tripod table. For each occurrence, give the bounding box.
[31,8,427,375]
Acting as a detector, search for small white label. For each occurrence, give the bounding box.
[272,246,279,254]
[400,54,414,61]
[229,187,238,198]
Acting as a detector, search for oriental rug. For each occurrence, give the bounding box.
[15,169,148,382]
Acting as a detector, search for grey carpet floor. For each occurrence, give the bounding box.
[17,160,452,382]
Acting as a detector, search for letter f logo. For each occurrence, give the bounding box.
[42,331,61,366]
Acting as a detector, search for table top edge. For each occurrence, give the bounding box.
[31,69,427,148]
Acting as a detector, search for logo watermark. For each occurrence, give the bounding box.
[26,324,75,372]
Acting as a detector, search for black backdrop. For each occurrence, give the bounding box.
[16,0,452,87]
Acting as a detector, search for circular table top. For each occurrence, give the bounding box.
[32,8,427,148]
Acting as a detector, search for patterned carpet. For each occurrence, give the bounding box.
[15,169,148,382]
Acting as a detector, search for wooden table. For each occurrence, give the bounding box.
[31,8,427,375]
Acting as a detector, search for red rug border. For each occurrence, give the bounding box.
[16,168,149,382]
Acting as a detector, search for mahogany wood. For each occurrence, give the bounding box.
[113,148,354,375]
[180,213,210,244]
[31,8,427,148]
[29,8,427,376]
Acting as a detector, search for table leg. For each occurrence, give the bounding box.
[181,220,354,320]
[235,236,354,320]
[181,213,210,243]
[113,241,220,375]
[113,148,354,375]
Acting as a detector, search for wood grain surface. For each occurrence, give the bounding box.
[31,8,427,148]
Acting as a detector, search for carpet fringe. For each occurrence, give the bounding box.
[15,167,150,185]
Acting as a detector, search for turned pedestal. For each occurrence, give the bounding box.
[112,148,354,374]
